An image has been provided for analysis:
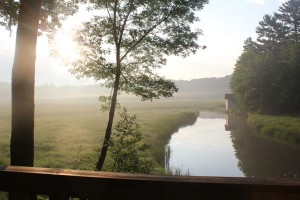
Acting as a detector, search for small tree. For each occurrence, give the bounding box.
[105,108,155,173]
[72,0,208,171]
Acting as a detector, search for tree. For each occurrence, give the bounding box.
[10,0,42,168]
[256,14,288,53]
[0,1,79,199]
[0,0,79,168]
[275,0,300,42]
[72,0,208,171]
[106,108,155,173]
[231,0,300,114]
[0,0,19,33]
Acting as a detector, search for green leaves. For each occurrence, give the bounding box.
[231,0,300,114]
[121,74,178,101]
[0,0,19,32]
[72,0,208,100]
[106,108,155,173]
[0,0,80,37]
[256,14,289,52]
[71,0,208,170]
[275,0,300,42]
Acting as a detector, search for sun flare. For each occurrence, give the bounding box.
[53,31,80,61]
[50,29,80,77]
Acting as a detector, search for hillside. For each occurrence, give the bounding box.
[0,75,231,101]
[175,75,231,98]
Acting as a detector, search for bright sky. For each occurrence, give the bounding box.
[0,0,287,85]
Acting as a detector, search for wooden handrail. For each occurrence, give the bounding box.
[1,166,300,199]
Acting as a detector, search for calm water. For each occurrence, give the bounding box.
[165,111,300,178]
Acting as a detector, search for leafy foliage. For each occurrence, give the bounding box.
[231,0,300,114]
[71,0,208,170]
[0,0,19,31]
[105,108,155,173]
[72,0,208,100]
[0,0,80,36]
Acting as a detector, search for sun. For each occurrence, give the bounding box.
[49,28,81,77]
[53,30,80,62]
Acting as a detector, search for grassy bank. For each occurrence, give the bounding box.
[247,114,300,144]
[149,111,199,166]
[0,97,222,171]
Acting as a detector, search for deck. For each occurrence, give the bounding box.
[1,166,300,199]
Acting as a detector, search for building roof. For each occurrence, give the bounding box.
[224,93,234,100]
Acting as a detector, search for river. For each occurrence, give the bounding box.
[165,111,300,178]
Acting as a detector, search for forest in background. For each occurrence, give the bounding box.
[0,75,231,101]
[231,0,300,114]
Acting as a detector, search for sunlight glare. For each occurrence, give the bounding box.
[52,59,70,78]
[53,30,80,62]
[51,29,80,78]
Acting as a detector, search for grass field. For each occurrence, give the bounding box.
[0,95,223,171]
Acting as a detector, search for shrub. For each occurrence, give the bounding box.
[105,108,155,174]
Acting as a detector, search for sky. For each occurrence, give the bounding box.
[0,0,288,86]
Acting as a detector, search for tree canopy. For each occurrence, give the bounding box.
[71,0,208,170]
[1,0,79,35]
[231,0,300,114]
[72,0,208,100]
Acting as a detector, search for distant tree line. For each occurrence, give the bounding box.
[231,0,300,114]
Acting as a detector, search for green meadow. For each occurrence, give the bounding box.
[0,95,223,170]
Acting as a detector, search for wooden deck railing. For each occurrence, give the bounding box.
[1,166,300,199]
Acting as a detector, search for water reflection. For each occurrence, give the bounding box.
[225,114,237,131]
[166,111,244,177]
[166,111,300,178]
[231,119,300,178]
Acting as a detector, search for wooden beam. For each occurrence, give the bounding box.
[1,166,300,199]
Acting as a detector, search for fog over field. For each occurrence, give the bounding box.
[0,76,230,168]
[0,75,231,102]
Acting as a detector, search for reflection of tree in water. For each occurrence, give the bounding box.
[165,145,171,170]
[230,117,300,178]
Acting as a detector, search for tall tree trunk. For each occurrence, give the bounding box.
[96,45,121,171]
[10,2,41,199]
[10,0,41,167]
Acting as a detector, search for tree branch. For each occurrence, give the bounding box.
[113,0,118,45]
[118,0,134,44]
[105,3,113,24]
[120,5,179,62]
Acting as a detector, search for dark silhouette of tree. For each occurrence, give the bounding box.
[1,0,79,169]
[10,0,42,168]
[71,0,208,171]
[1,1,79,199]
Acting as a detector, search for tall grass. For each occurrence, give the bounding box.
[247,114,300,144]
[0,96,222,170]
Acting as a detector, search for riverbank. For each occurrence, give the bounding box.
[150,111,199,166]
[247,114,300,145]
